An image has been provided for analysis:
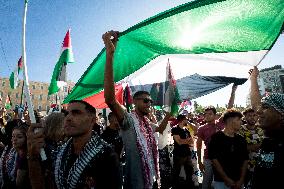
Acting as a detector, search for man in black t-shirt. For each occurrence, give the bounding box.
[249,67,284,189]
[208,109,248,189]
[171,114,194,189]
[251,93,284,189]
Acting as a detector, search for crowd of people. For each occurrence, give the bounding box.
[0,31,282,189]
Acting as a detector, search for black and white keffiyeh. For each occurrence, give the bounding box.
[262,93,284,115]
[0,146,17,188]
[54,133,106,189]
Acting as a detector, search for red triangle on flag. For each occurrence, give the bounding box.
[62,29,71,48]
[83,84,124,109]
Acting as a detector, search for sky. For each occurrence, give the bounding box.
[0,0,283,107]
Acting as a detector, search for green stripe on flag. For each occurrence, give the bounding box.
[9,69,18,90]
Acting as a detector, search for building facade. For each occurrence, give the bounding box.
[0,77,75,112]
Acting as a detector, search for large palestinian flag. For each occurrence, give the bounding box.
[64,0,284,106]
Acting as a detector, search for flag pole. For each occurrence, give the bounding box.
[20,80,24,107]
[22,0,35,123]
[21,0,46,160]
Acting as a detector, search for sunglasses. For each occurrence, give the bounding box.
[136,98,154,104]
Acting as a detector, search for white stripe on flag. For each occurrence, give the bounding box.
[122,50,267,85]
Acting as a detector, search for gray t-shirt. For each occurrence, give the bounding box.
[121,111,157,189]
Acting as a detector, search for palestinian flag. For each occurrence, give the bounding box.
[64,0,284,106]
[9,57,22,89]
[164,61,180,116]
[5,95,12,110]
[48,29,74,95]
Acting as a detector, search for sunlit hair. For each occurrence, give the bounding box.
[69,100,96,115]
[133,91,150,99]
[223,109,243,123]
[44,112,65,141]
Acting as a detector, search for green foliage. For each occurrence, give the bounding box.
[193,101,204,114]
[193,101,246,114]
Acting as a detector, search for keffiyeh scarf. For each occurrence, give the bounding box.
[262,93,284,115]
[0,146,17,187]
[54,133,106,189]
[132,112,160,189]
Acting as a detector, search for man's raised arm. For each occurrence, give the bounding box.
[249,66,261,110]
[227,83,238,109]
[103,31,125,122]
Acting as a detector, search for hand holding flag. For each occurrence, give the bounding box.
[102,31,119,55]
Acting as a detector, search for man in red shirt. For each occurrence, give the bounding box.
[197,107,224,189]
